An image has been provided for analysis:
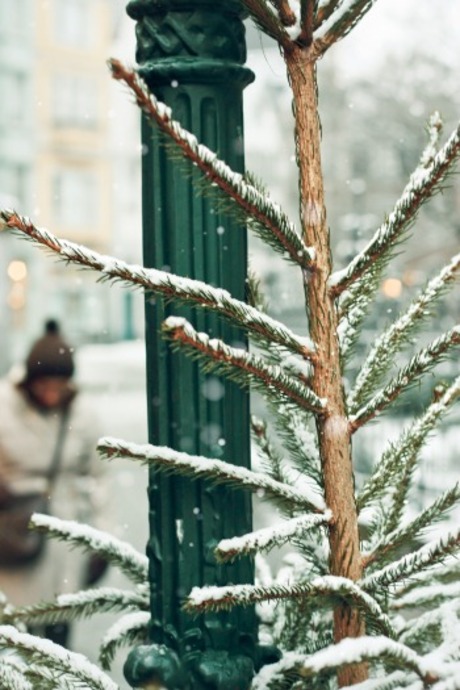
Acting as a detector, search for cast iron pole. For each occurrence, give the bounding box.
[123,2,276,688]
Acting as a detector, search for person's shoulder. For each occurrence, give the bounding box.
[0,378,26,424]
[0,377,19,402]
[68,390,101,432]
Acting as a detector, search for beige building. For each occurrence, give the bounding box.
[0,0,142,372]
[35,0,112,251]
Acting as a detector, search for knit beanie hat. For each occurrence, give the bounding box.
[25,319,75,382]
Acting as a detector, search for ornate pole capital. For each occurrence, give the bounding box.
[126,0,253,86]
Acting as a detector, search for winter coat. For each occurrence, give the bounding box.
[0,378,108,607]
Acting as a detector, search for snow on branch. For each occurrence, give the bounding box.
[98,437,327,513]
[241,0,292,47]
[394,555,460,604]
[0,625,118,690]
[362,529,460,592]
[0,210,313,360]
[0,659,34,690]
[252,650,309,690]
[393,582,460,613]
[31,514,148,585]
[330,120,460,296]
[109,59,314,269]
[99,611,150,671]
[338,288,373,361]
[357,376,460,510]
[350,326,460,431]
[251,415,287,484]
[315,0,340,28]
[270,401,322,484]
[298,636,437,682]
[363,484,460,570]
[162,316,326,414]
[185,576,394,636]
[313,0,379,55]
[6,587,148,628]
[272,0,297,26]
[214,512,331,562]
[348,253,460,410]
[420,111,444,169]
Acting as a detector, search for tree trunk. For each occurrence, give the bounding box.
[285,47,367,687]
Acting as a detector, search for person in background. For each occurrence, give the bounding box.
[0,319,108,648]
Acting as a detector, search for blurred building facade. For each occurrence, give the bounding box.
[0,0,142,374]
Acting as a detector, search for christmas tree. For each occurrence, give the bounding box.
[1,1,460,688]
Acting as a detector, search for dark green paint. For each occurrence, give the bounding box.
[123,1,278,688]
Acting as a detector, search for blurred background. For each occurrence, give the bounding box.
[0,0,459,683]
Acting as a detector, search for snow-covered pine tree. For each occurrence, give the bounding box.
[1,1,460,688]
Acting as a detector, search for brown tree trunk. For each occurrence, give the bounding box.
[285,47,367,687]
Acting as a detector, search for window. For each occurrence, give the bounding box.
[53,0,91,47]
[0,164,26,208]
[0,0,28,37]
[0,72,27,125]
[53,74,98,127]
[53,169,98,228]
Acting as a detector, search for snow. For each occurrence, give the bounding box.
[30,514,148,583]
[314,0,377,44]
[216,511,331,558]
[100,611,150,649]
[98,436,327,513]
[55,586,147,612]
[362,527,460,591]
[113,67,316,268]
[394,581,460,611]
[0,659,33,690]
[0,625,118,690]
[253,636,427,687]
[163,316,325,412]
[330,120,460,296]
[186,575,391,637]
[420,111,443,168]
[285,1,302,40]
[348,254,460,411]
[299,636,422,676]
[252,650,306,690]
[3,210,314,359]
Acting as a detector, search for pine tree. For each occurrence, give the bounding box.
[1,2,460,688]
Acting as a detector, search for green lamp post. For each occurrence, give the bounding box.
[123,2,278,688]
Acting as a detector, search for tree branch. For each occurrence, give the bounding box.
[162,316,326,414]
[215,512,331,562]
[298,0,315,46]
[356,376,460,511]
[347,253,460,410]
[362,529,460,592]
[314,0,340,28]
[241,0,293,48]
[330,119,460,296]
[98,437,327,514]
[349,326,460,432]
[109,59,314,269]
[363,484,460,570]
[184,576,394,637]
[0,210,315,361]
[313,0,379,55]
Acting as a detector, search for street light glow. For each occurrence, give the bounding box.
[381,278,402,299]
[7,260,28,282]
